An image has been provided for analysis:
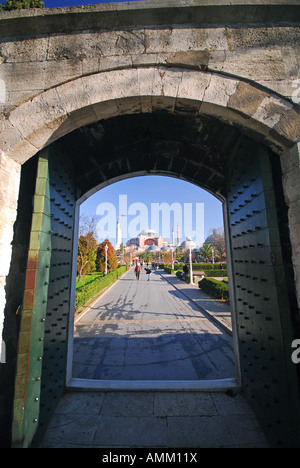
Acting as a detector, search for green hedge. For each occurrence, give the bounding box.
[161,262,226,271]
[175,270,196,283]
[164,267,173,274]
[193,263,227,271]
[198,277,229,302]
[204,269,228,277]
[75,265,127,312]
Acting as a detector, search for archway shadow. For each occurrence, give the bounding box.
[72,331,235,382]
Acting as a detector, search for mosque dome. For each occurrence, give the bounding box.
[205,229,219,245]
[139,228,159,238]
[146,244,160,252]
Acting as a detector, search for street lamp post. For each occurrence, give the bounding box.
[171,247,174,270]
[105,243,108,275]
[189,246,194,285]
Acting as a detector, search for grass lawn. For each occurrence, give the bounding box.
[74,265,128,313]
[76,272,103,289]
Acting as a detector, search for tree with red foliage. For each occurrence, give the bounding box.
[96,239,118,274]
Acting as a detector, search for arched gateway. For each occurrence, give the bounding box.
[0,0,300,448]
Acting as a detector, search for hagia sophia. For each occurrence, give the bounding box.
[115,218,198,254]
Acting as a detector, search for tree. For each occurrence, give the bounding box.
[77,232,97,282]
[0,0,44,10]
[199,243,220,263]
[96,239,118,274]
[77,215,97,282]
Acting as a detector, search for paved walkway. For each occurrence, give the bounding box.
[39,269,270,448]
[71,269,235,383]
[159,270,232,335]
[39,389,269,448]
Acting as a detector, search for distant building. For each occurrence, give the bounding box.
[204,228,226,260]
[126,227,173,252]
[204,228,220,247]
[125,226,200,255]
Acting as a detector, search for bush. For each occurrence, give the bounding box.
[198,277,229,302]
[183,273,196,283]
[174,270,196,283]
[160,262,186,271]
[75,265,127,312]
[193,262,227,270]
[163,263,227,280]
[164,267,173,274]
[153,262,227,271]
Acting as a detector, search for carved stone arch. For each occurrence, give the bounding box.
[3,67,300,166]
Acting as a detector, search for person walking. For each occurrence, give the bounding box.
[135,263,140,280]
[145,267,152,281]
[182,262,189,280]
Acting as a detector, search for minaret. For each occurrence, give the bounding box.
[177,223,180,246]
[115,217,122,250]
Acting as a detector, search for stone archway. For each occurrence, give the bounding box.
[2,67,299,165]
[1,67,300,448]
[2,68,299,299]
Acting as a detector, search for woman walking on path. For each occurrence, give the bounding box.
[135,263,140,280]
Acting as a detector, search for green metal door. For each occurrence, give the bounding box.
[11,145,76,448]
[227,139,300,447]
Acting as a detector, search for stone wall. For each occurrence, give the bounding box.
[0,151,20,362]
[281,142,300,309]
[0,2,300,119]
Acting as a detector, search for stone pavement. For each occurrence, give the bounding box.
[158,270,232,335]
[39,389,269,448]
[72,269,235,383]
[39,269,270,448]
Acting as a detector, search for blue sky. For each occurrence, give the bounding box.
[42,0,224,246]
[81,176,224,247]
